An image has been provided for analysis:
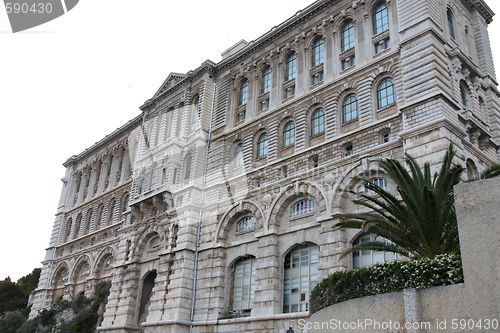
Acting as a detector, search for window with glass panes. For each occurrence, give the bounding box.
[239,79,248,106]
[341,21,355,51]
[373,2,389,34]
[342,94,358,123]
[150,165,158,190]
[233,258,256,311]
[261,66,271,94]
[236,216,255,233]
[86,210,92,232]
[285,52,296,81]
[291,199,315,217]
[460,85,468,107]
[184,156,192,180]
[312,38,324,67]
[283,121,295,148]
[311,108,325,136]
[257,133,268,158]
[364,178,387,194]
[377,78,395,109]
[447,9,455,39]
[283,244,319,313]
[234,143,243,168]
[353,233,400,268]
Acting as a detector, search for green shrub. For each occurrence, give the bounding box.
[310,254,463,313]
[0,312,26,333]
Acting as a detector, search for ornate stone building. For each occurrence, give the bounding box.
[31,0,500,332]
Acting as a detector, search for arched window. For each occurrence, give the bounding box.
[341,20,355,51]
[342,93,358,123]
[311,108,325,136]
[283,121,295,148]
[261,66,271,94]
[239,79,248,106]
[283,243,319,313]
[447,9,456,39]
[232,257,257,311]
[85,210,92,233]
[291,199,315,217]
[122,194,129,213]
[149,236,161,250]
[312,38,324,67]
[184,155,192,180]
[234,143,244,168]
[236,216,255,233]
[285,52,296,81]
[109,200,116,223]
[81,264,90,276]
[373,2,389,34]
[377,78,396,109]
[460,84,468,107]
[105,256,114,269]
[97,206,104,229]
[75,214,82,238]
[66,218,73,239]
[352,233,400,268]
[256,133,268,159]
[150,164,158,190]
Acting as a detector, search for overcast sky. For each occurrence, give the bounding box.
[1,0,499,281]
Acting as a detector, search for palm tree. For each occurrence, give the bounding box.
[333,144,464,260]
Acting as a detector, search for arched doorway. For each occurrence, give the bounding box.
[138,270,157,328]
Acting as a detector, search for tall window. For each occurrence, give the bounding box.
[109,200,116,222]
[193,96,200,121]
[122,194,129,213]
[373,2,389,34]
[377,78,396,109]
[97,206,104,229]
[233,257,257,311]
[119,149,125,171]
[285,52,296,81]
[312,38,324,67]
[86,169,92,188]
[184,155,192,180]
[257,133,268,158]
[283,243,319,313]
[150,164,158,190]
[236,216,255,233]
[341,20,355,51]
[261,66,271,94]
[75,215,82,237]
[96,164,102,182]
[234,143,244,168]
[66,218,73,239]
[352,233,400,268]
[311,108,325,136]
[107,156,113,177]
[86,210,92,233]
[239,79,248,106]
[283,121,295,148]
[460,85,468,107]
[342,94,358,123]
[447,9,455,39]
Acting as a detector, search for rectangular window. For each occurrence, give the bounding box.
[260,99,269,111]
[233,259,256,311]
[237,110,246,123]
[285,86,295,98]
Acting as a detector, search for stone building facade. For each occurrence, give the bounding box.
[31,0,500,332]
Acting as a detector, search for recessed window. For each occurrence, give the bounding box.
[119,149,126,171]
[310,155,319,168]
[109,200,116,222]
[66,218,73,238]
[184,155,192,180]
[342,56,355,70]
[86,210,92,233]
[150,164,158,190]
[381,130,391,143]
[261,66,271,94]
[285,85,295,98]
[236,216,256,233]
[193,96,200,120]
[97,206,104,229]
[86,169,92,188]
[149,236,161,249]
[283,121,295,148]
[260,99,270,111]
[312,38,324,67]
[377,78,396,109]
[161,167,167,184]
[312,72,324,85]
[342,142,353,157]
[105,256,115,269]
[107,156,113,177]
[342,94,358,123]
[460,85,468,107]
[353,233,400,269]
[237,110,246,123]
[364,178,388,194]
[234,143,244,168]
[291,199,315,217]
[282,165,288,179]
[285,52,296,81]
[239,79,248,106]
[311,108,325,136]
[257,133,268,158]
[75,215,82,237]
[81,264,90,276]
[373,2,389,34]
[122,194,129,213]
[233,258,256,311]
[341,20,355,51]
[447,9,455,40]
[283,244,319,313]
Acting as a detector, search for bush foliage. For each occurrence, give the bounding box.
[310,254,463,314]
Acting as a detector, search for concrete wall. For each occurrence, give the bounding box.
[302,177,500,333]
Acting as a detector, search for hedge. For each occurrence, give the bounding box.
[310,254,463,314]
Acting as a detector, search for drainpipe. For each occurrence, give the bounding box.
[42,172,73,310]
[190,78,217,332]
